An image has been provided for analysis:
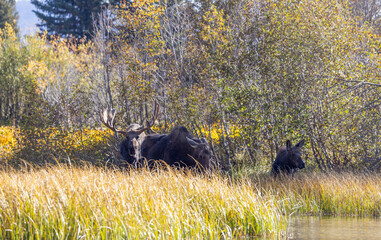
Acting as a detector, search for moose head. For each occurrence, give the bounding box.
[186,137,212,169]
[100,102,159,166]
[271,139,305,176]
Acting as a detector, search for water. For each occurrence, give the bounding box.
[287,216,381,240]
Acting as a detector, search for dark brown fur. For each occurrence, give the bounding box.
[271,139,305,176]
[140,126,212,170]
[100,103,160,167]
[119,124,147,166]
[101,106,211,170]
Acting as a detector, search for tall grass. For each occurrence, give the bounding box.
[0,166,285,239]
[254,171,381,217]
[2,166,380,239]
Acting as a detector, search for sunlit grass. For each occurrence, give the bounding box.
[254,171,381,217]
[1,164,380,239]
[0,166,285,239]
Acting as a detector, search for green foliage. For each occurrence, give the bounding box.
[212,0,381,170]
[0,0,18,33]
[31,0,117,40]
[1,0,380,171]
[254,0,381,170]
[0,24,39,126]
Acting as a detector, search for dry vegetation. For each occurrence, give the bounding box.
[0,166,285,239]
[1,166,381,239]
[253,172,381,217]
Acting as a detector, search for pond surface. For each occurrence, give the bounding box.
[287,216,381,240]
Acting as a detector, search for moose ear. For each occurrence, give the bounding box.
[186,137,198,148]
[286,140,292,151]
[295,139,305,149]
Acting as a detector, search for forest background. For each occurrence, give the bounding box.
[0,0,380,173]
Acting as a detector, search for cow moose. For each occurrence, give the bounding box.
[271,139,305,176]
[100,103,212,171]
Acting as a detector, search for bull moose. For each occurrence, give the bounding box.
[100,103,159,166]
[271,139,305,176]
[141,126,211,169]
[100,103,212,170]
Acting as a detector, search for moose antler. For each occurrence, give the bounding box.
[137,101,160,135]
[100,108,128,136]
[100,101,160,136]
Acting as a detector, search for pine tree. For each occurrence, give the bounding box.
[31,0,117,40]
[0,0,18,32]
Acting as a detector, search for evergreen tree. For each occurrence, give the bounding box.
[0,0,18,32]
[31,0,118,40]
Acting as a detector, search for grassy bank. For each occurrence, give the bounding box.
[254,172,381,217]
[0,166,285,239]
[1,166,380,239]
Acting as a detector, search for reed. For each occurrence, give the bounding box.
[0,166,285,239]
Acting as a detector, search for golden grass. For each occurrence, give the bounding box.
[253,171,381,217]
[0,166,285,239]
[1,164,380,239]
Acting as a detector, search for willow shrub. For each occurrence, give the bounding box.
[1,127,112,165]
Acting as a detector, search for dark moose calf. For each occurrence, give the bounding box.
[271,139,305,176]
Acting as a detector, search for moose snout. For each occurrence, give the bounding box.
[298,161,306,169]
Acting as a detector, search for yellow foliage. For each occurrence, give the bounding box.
[200,5,229,47]
[0,23,17,43]
[116,0,167,96]
[118,0,165,56]
[24,128,109,152]
[200,123,241,143]
[0,126,18,161]
[0,127,110,162]
[0,124,243,162]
